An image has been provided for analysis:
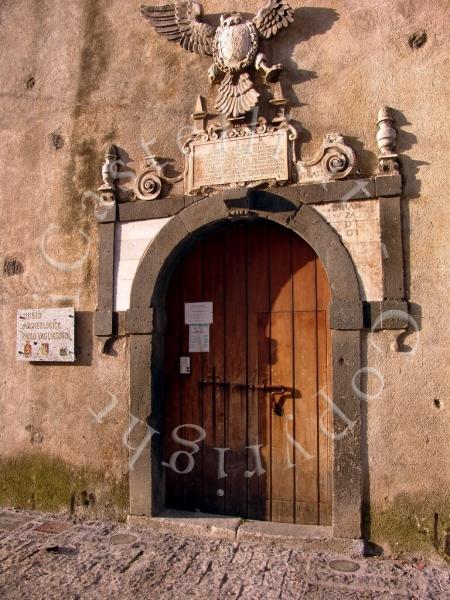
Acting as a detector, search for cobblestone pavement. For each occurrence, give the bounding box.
[0,510,448,600]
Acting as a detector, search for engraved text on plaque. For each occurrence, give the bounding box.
[186,130,289,194]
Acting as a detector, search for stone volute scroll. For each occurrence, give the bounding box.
[134,155,184,201]
[296,133,356,184]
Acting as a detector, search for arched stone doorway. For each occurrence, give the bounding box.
[128,192,363,540]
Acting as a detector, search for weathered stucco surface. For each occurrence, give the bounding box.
[0,0,449,551]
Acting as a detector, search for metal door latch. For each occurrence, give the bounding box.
[232,383,286,416]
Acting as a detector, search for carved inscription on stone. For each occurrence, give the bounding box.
[315,200,383,301]
[187,130,289,193]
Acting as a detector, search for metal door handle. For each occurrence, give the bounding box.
[232,383,285,393]
[231,384,286,416]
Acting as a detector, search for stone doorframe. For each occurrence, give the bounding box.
[126,190,372,541]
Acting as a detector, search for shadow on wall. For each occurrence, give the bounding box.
[270,7,340,109]
[74,311,94,366]
[390,109,428,301]
[391,108,428,200]
[345,136,378,177]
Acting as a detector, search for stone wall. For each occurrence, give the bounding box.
[0,0,448,550]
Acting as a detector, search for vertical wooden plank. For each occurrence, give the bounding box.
[291,234,320,524]
[202,229,227,514]
[163,262,183,509]
[292,235,317,313]
[224,224,248,518]
[293,311,319,524]
[247,223,271,520]
[316,258,332,525]
[180,241,204,511]
[316,258,331,312]
[269,225,295,523]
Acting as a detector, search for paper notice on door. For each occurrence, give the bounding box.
[180,356,191,374]
[185,302,213,325]
[189,324,210,353]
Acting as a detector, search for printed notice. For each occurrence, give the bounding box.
[180,356,191,374]
[185,302,213,325]
[189,324,210,353]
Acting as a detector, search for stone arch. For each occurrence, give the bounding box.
[130,193,362,318]
[128,191,363,541]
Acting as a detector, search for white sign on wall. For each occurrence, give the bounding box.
[189,324,210,353]
[17,308,75,362]
[185,302,213,325]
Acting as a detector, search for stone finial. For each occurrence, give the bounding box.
[192,95,209,132]
[377,107,397,155]
[97,144,118,212]
[376,106,399,174]
[270,80,289,123]
[100,144,118,190]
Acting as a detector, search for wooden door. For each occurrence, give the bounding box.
[163,221,332,525]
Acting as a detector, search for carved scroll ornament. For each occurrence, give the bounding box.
[296,133,356,184]
[134,155,183,201]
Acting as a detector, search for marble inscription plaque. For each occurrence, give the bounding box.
[187,130,289,193]
[315,200,383,301]
[17,307,75,362]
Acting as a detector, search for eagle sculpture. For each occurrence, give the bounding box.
[141,1,294,119]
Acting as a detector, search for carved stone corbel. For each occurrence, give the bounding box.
[296,133,356,185]
[133,155,184,201]
[376,106,399,174]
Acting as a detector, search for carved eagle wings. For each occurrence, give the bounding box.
[140,0,294,55]
[140,1,215,55]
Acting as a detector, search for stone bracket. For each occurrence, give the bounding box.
[330,300,409,331]
[94,310,114,337]
[363,300,409,330]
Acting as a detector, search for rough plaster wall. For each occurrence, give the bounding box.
[0,0,449,544]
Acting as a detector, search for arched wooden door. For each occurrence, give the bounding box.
[163,221,332,525]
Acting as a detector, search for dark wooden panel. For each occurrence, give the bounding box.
[163,264,183,509]
[180,241,204,511]
[202,230,226,514]
[247,223,271,520]
[223,225,248,517]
